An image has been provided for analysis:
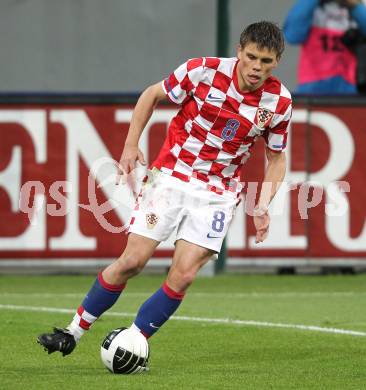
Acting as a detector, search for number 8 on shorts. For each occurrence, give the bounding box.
[212,211,226,233]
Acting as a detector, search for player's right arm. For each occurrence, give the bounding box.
[116,82,167,184]
[117,57,204,184]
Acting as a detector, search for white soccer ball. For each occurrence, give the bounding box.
[100,327,149,374]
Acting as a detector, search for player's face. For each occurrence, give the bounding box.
[236,42,279,92]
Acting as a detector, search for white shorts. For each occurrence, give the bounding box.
[128,169,237,253]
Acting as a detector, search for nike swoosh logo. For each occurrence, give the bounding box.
[207,233,221,239]
[149,322,160,329]
[207,93,223,101]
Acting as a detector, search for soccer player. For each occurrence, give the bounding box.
[38,21,291,357]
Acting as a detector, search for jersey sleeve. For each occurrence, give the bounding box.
[161,58,205,105]
[264,98,292,153]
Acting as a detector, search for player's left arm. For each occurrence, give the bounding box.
[253,149,287,244]
[254,90,291,244]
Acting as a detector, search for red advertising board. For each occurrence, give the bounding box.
[0,101,365,264]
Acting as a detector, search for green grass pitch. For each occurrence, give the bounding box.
[1,273,366,389]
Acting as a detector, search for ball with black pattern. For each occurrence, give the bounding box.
[100,327,149,374]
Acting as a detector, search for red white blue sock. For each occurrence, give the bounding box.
[133,281,185,338]
[67,272,126,341]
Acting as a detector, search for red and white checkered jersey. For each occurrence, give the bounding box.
[152,56,292,194]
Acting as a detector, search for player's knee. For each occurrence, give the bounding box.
[115,252,145,277]
[174,269,197,290]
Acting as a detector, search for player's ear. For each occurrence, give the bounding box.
[236,44,243,59]
[273,52,281,67]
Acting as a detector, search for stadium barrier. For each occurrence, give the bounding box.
[0,94,365,272]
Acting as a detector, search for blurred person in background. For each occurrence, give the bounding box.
[284,0,366,94]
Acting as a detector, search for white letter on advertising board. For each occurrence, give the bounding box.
[0,110,46,249]
[326,182,366,250]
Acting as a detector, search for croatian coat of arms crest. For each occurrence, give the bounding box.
[146,213,159,229]
[256,107,274,129]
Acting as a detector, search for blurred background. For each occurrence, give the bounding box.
[0,0,298,92]
[0,0,365,275]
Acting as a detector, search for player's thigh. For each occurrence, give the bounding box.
[176,194,236,254]
[166,239,215,291]
[122,233,159,263]
[128,172,183,242]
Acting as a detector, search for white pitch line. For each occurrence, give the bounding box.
[0,291,363,299]
[0,304,134,316]
[1,303,366,337]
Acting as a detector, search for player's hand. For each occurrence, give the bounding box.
[115,144,146,186]
[253,206,270,243]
